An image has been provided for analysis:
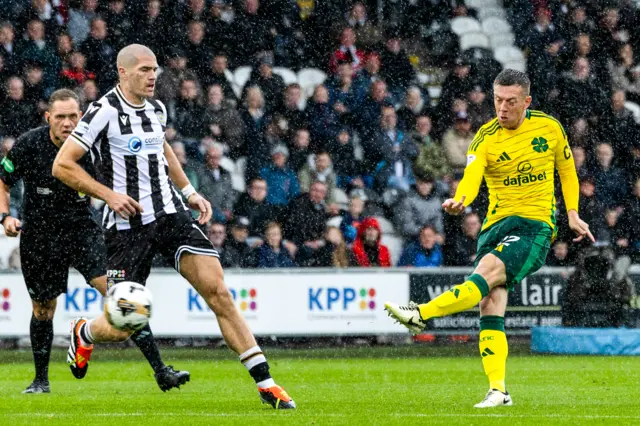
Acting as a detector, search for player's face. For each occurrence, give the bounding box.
[47,99,82,142]
[493,84,532,130]
[131,56,158,99]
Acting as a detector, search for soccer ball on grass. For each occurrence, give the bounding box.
[104,281,152,332]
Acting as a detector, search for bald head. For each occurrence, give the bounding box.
[117,44,156,70]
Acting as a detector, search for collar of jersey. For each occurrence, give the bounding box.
[116,85,146,110]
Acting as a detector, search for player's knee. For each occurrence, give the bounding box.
[33,306,55,321]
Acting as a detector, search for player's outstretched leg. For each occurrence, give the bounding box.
[180,254,295,409]
[23,300,56,394]
[385,273,490,334]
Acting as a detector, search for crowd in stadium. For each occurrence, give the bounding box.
[1,0,640,269]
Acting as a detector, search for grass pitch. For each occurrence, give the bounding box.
[1,345,639,425]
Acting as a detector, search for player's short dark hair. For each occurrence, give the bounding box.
[493,69,530,96]
[48,88,79,110]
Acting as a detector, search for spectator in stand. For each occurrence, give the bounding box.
[370,106,419,193]
[339,191,366,244]
[283,180,332,248]
[79,17,117,93]
[184,20,210,80]
[379,26,416,102]
[393,171,444,240]
[67,0,98,46]
[591,142,627,209]
[260,144,300,209]
[220,216,253,268]
[360,52,382,86]
[557,57,606,123]
[398,225,443,268]
[624,140,640,185]
[173,77,207,140]
[344,2,381,51]
[23,61,47,111]
[298,151,337,203]
[609,43,640,103]
[196,142,237,222]
[103,0,134,51]
[558,174,606,243]
[230,0,273,67]
[306,85,340,148]
[288,128,312,173]
[412,115,449,181]
[77,78,99,110]
[131,0,165,58]
[202,84,244,158]
[0,22,19,76]
[301,226,356,267]
[617,178,640,262]
[328,128,361,190]
[233,177,276,239]
[207,221,227,253]
[546,241,571,267]
[19,20,58,92]
[571,145,588,179]
[60,51,95,88]
[603,208,630,258]
[444,212,481,266]
[592,6,628,63]
[251,222,296,268]
[201,53,237,104]
[240,85,270,179]
[275,83,307,138]
[171,141,199,189]
[437,58,473,122]
[155,47,192,105]
[241,51,285,112]
[466,85,493,131]
[326,60,367,124]
[600,90,639,157]
[0,76,39,138]
[205,2,235,61]
[329,27,366,74]
[442,111,474,174]
[351,217,391,267]
[16,0,63,44]
[559,3,595,41]
[397,86,430,131]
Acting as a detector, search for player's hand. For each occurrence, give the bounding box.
[442,196,466,215]
[188,193,211,225]
[568,211,595,243]
[2,216,22,237]
[106,192,143,219]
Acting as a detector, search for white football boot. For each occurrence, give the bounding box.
[474,389,513,408]
[384,301,426,334]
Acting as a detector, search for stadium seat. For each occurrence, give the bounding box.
[625,101,640,124]
[416,72,430,86]
[219,156,235,173]
[298,68,327,97]
[233,66,252,89]
[236,156,247,175]
[459,32,490,50]
[466,0,500,8]
[481,17,512,36]
[381,234,404,266]
[478,7,507,21]
[427,86,442,102]
[326,216,343,228]
[490,32,516,49]
[224,69,234,84]
[493,46,525,65]
[502,60,527,72]
[333,187,349,209]
[374,216,395,235]
[450,17,482,36]
[273,67,298,85]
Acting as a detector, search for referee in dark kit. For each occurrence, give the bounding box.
[0,89,184,394]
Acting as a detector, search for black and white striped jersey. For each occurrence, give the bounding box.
[70,85,186,230]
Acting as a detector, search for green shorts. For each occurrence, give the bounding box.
[474,216,553,290]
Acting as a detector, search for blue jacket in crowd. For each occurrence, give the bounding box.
[397,242,443,267]
[260,164,300,206]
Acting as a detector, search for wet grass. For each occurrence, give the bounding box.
[1,346,639,425]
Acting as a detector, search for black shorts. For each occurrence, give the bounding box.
[105,212,219,286]
[20,219,106,302]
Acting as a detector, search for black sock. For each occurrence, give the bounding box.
[249,362,272,383]
[30,314,53,382]
[131,324,164,373]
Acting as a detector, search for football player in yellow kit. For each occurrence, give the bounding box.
[385,69,594,408]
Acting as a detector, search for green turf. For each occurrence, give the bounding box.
[1,347,639,425]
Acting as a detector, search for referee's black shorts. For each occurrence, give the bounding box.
[105,211,219,287]
[20,219,106,302]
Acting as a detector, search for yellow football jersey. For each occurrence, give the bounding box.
[455,109,579,233]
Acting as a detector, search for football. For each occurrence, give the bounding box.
[104,281,153,332]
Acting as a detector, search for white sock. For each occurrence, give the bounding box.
[256,378,276,388]
[78,320,94,346]
[239,346,265,370]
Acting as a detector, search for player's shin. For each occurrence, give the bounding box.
[30,313,54,382]
[418,274,490,320]
[479,315,508,393]
[82,315,131,344]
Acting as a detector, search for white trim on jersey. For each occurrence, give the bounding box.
[69,86,186,230]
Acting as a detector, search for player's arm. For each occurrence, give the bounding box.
[442,135,487,215]
[553,122,594,243]
[0,143,23,236]
[53,102,142,218]
[163,141,211,224]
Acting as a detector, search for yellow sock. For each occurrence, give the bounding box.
[479,316,508,393]
[418,274,489,320]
